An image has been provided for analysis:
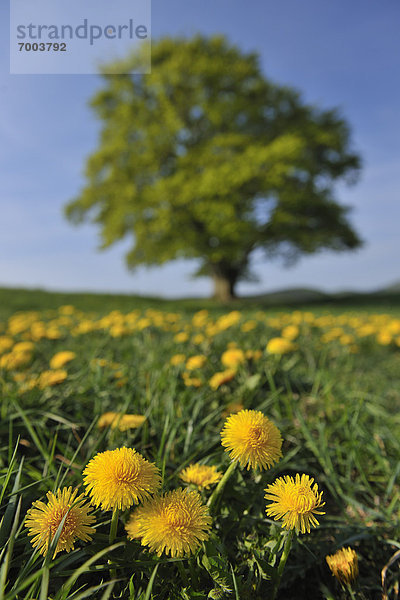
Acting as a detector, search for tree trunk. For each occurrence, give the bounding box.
[212,273,236,303]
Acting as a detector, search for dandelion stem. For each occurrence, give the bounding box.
[108,508,119,580]
[345,583,357,600]
[188,557,199,587]
[207,461,237,512]
[109,507,119,545]
[177,560,190,587]
[271,529,294,600]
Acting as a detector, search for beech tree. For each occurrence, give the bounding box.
[65,36,362,302]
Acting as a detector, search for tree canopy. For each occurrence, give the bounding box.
[65,35,362,301]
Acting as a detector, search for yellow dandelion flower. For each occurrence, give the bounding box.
[209,369,236,390]
[97,412,146,431]
[90,358,108,368]
[215,311,241,331]
[0,351,32,370]
[45,327,61,340]
[357,324,375,337]
[0,336,14,354]
[38,369,67,389]
[72,320,96,336]
[58,304,75,314]
[221,409,282,470]
[125,488,211,557]
[13,372,27,383]
[266,337,296,355]
[113,370,125,379]
[192,310,209,327]
[13,341,35,353]
[265,473,325,534]
[339,334,354,346]
[182,372,202,387]
[376,331,392,345]
[97,411,123,428]
[245,349,262,361]
[124,511,142,539]
[387,319,400,335]
[174,332,189,343]
[49,351,76,370]
[185,355,207,370]
[180,464,222,489]
[17,375,39,393]
[136,317,151,330]
[25,487,95,556]
[192,334,205,344]
[170,353,186,366]
[326,546,358,585]
[281,325,299,341]
[118,414,146,430]
[221,348,245,369]
[83,447,160,511]
[109,324,129,337]
[241,320,257,332]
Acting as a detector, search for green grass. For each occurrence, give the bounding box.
[1,285,400,320]
[0,288,400,599]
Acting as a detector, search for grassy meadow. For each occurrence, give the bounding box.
[0,287,400,600]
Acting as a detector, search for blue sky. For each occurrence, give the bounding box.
[1,0,399,297]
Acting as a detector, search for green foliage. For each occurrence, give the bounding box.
[65,36,362,299]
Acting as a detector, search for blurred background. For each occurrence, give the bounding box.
[1,0,399,300]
